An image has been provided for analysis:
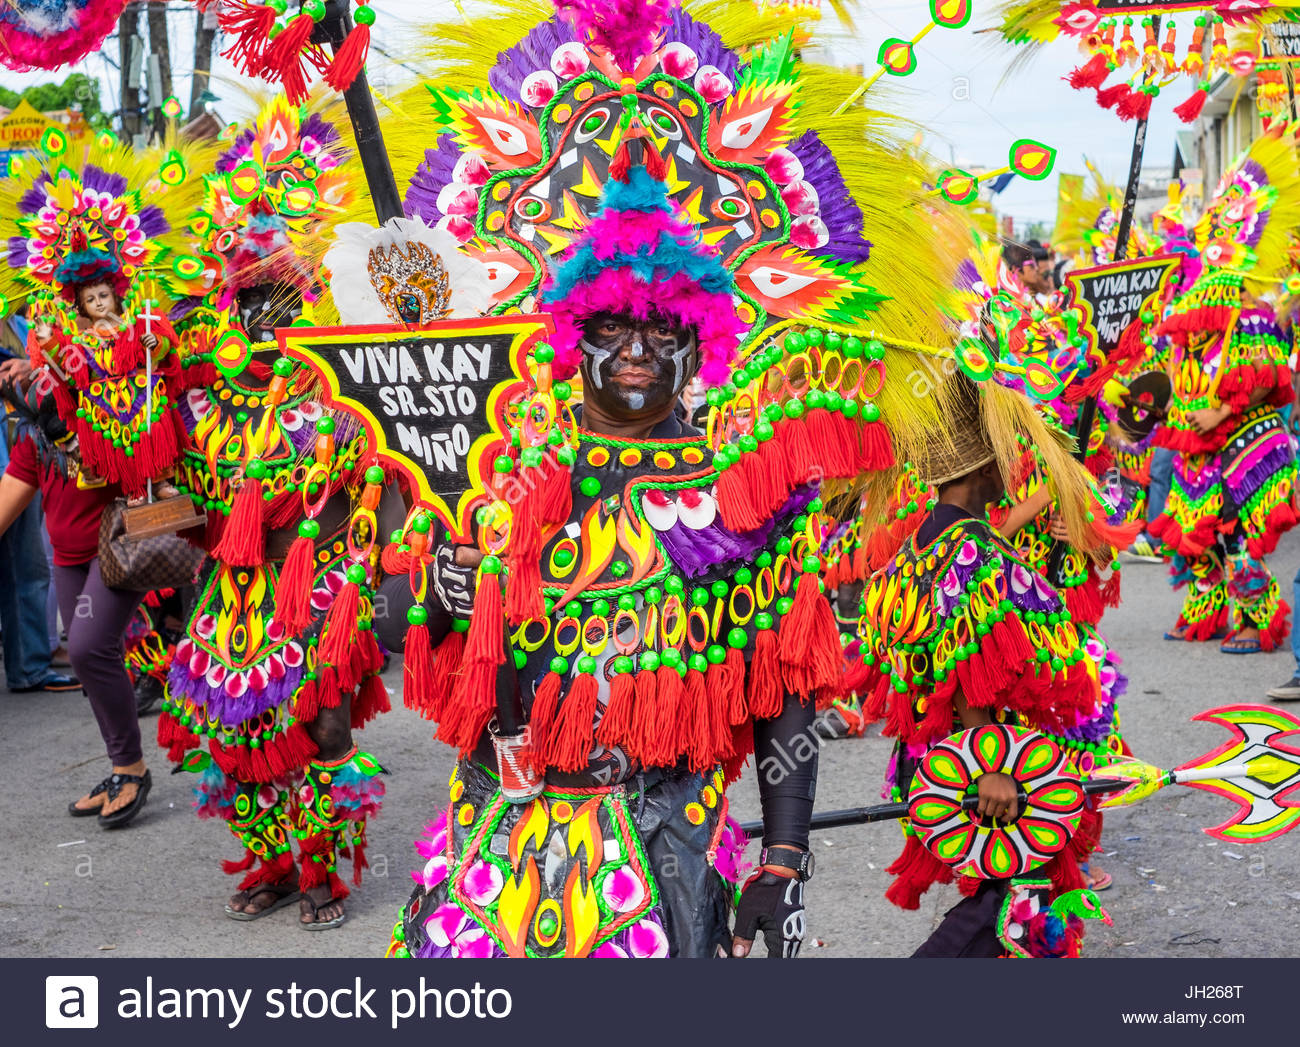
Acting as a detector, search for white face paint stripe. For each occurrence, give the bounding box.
[579,337,614,390]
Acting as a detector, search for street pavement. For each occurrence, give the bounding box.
[4,531,1300,959]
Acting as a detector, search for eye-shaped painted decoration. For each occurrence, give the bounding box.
[573,106,612,144]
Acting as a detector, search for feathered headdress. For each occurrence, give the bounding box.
[0,129,210,317]
[1159,122,1300,339]
[188,95,355,310]
[540,138,744,386]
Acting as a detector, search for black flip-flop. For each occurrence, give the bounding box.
[68,775,114,817]
[97,769,151,829]
[225,885,300,922]
[300,893,347,932]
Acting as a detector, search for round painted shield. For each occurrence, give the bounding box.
[907,724,1085,879]
[1116,371,1171,442]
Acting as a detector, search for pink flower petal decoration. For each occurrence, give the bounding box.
[694,65,732,104]
[593,940,630,958]
[765,148,804,186]
[626,917,669,958]
[552,41,590,79]
[660,42,699,79]
[521,70,559,108]
[463,860,505,905]
[414,855,449,890]
[452,926,494,958]
[599,865,647,913]
[453,152,491,188]
[425,902,469,948]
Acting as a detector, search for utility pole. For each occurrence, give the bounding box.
[191,6,218,119]
[146,2,173,142]
[117,2,143,142]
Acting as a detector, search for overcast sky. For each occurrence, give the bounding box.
[0,0,1180,226]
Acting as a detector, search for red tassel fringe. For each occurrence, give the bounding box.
[212,479,265,566]
[272,533,316,633]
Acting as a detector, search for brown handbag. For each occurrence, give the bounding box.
[97,499,208,592]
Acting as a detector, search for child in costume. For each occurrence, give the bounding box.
[1148,125,1300,653]
[857,373,1112,957]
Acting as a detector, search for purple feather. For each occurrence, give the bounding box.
[299,111,341,148]
[664,8,739,80]
[81,165,127,198]
[137,204,168,239]
[18,172,51,214]
[405,133,462,222]
[490,16,575,102]
[8,235,28,269]
[658,485,817,577]
[216,128,255,173]
[788,132,871,264]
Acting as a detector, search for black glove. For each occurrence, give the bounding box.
[430,540,477,619]
[731,870,806,958]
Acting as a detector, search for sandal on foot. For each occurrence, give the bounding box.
[225,883,300,922]
[300,894,346,932]
[1087,871,1113,891]
[97,769,151,829]
[1221,639,1262,655]
[68,776,114,817]
[1163,628,1188,642]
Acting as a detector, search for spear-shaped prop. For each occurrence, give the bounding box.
[739,707,1300,873]
[833,0,973,115]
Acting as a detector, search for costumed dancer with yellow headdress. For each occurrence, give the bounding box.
[375,0,965,958]
[156,97,400,930]
[1147,124,1300,654]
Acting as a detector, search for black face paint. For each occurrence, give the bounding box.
[579,311,699,421]
[236,284,304,342]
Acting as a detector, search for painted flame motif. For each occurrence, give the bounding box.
[214,565,269,668]
[433,87,544,170]
[566,798,604,880]
[555,500,619,608]
[562,864,601,957]
[864,570,933,648]
[707,83,796,165]
[495,855,541,957]
[615,508,659,584]
[509,797,549,868]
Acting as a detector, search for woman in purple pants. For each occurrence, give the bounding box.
[0,376,151,828]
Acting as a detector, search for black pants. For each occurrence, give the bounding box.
[912,880,1009,958]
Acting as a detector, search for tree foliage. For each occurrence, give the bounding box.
[0,73,108,127]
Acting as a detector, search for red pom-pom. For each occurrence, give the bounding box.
[324,21,371,92]
[1095,83,1131,111]
[319,578,361,668]
[1116,88,1153,121]
[1173,88,1207,123]
[1067,54,1112,90]
[265,12,319,105]
[401,622,438,719]
[548,672,599,771]
[218,1,278,77]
